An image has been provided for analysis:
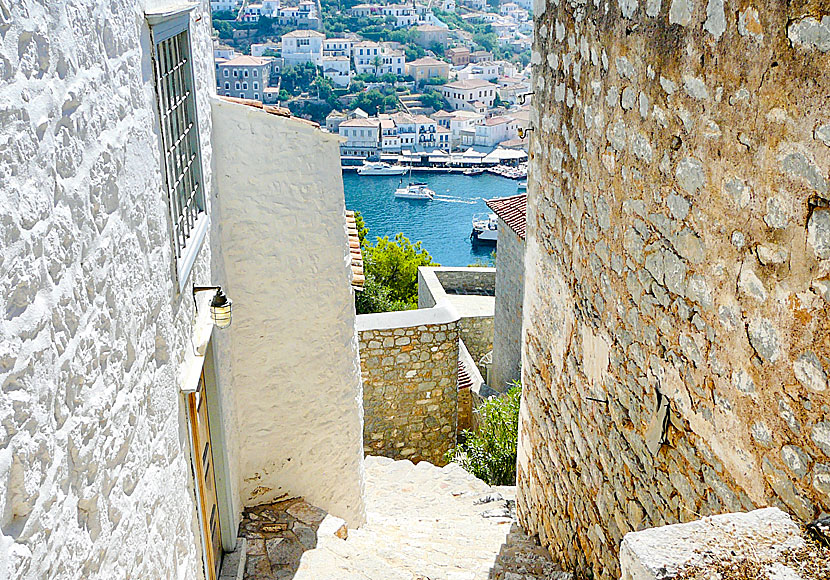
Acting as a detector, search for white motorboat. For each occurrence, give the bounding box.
[395,182,435,200]
[517,180,527,191]
[463,168,485,176]
[471,213,498,244]
[357,161,408,176]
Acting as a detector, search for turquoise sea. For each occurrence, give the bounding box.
[342,171,523,266]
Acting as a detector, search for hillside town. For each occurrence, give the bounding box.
[211,0,533,160]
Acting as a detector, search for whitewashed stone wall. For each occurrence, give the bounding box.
[519,0,830,577]
[0,1,216,578]
[490,221,526,392]
[210,99,366,527]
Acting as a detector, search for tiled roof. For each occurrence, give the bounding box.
[442,79,495,90]
[218,55,272,67]
[283,29,325,38]
[407,57,448,67]
[486,193,527,240]
[346,211,365,291]
[218,96,320,128]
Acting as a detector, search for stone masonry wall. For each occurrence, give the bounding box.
[458,316,495,371]
[490,220,526,392]
[358,321,459,465]
[519,1,830,578]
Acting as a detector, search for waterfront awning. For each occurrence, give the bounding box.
[482,147,527,163]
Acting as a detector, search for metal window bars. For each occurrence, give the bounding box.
[152,30,205,261]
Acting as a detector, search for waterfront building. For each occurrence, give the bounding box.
[406,57,451,84]
[474,115,518,147]
[216,55,272,100]
[339,118,382,157]
[432,110,485,147]
[281,29,325,66]
[439,79,497,110]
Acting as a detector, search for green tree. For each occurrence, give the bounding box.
[361,233,438,309]
[445,384,522,485]
[492,93,504,108]
[419,88,449,111]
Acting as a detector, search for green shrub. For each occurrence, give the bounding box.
[445,384,521,485]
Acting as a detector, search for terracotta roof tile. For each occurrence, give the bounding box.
[486,193,527,240]
[346,210,365,291]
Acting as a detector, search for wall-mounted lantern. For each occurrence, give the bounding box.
[193,285,233,329]
[518,126,534,140]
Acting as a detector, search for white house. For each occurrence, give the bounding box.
[216,55,272,100]
[240,2,264,21]
[211,0,241,11]
[474,115,518,146]
[432,109,485,146]
[323,56,352,87]
[1,3,367,580]
[339,118,382,157]
[353,41,405,75]
[456,61,500,81]
[439,78,497,110]
[281,29,325,66]
[324,37,353,58]
[251,41,279,56]
[261,0,280,16]
[381,4,419,27]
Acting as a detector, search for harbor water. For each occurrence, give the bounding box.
[342,171,523,267]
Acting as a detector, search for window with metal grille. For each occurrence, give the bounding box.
[150,13,206,286]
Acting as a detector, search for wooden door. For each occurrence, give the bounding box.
[188,372,222,580]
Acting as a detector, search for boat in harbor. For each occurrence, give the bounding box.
[395,182,435,200]
[471,213,498,244]
[357,161,408,176]
[517,180,527,191]
[463,168,485,176]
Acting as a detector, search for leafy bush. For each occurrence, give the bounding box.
[353,212,439,314]
[445,384,521,485]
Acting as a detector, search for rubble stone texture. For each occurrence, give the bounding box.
[0,1,217,578]
[359,322,459,464]
[519,0,830,577]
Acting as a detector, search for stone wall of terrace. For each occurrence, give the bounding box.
[357,304,460,465]
[419,267,496,371]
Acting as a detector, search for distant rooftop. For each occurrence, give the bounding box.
[218,55,271,67]
[443,79,496,90]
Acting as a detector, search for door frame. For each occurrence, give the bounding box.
[183,337,235,580]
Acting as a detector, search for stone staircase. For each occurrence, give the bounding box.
[289,456,570,580]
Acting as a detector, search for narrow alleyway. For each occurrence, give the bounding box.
[229,456,570,580]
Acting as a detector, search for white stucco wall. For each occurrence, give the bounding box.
[210,99,366,527]
[0,1,217,578]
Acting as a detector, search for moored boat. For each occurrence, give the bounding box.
[471,213,498,244]
[358,161,408,176]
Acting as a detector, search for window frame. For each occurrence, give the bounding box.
[148,6,209,292]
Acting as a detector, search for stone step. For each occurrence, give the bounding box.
[288,456,570,580]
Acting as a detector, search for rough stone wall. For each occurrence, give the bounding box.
[490,221,526,392]
[0,1,216,578]
[358,321,459,464]
[458,316,495,370]
[435,269,497,295]
[211,99,366,527]
[519,0,830,577]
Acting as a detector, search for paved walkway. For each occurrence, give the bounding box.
[289,456,569,580]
